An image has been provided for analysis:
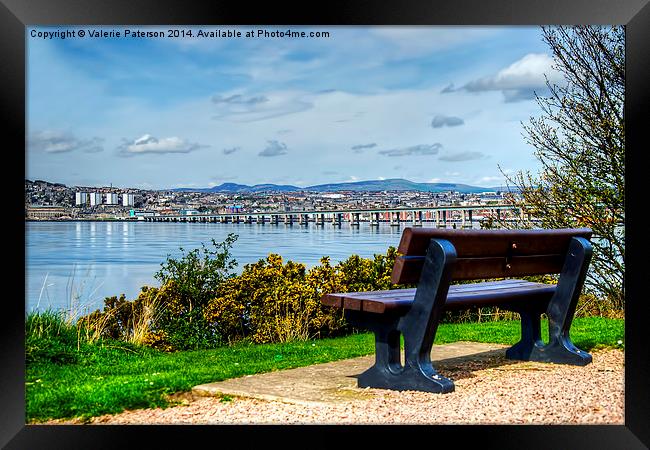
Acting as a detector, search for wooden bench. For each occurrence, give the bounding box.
[321,227,594,393]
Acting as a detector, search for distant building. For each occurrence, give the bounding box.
[180,209,200,216]
[26,206,67,220]
[89,192,103,206]
[129,209,154,218]
[75,192,88,206]
[105,193,119,205]
[123,193,135,206]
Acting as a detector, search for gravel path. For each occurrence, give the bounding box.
[45,348,624,425]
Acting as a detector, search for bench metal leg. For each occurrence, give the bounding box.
[345,311,406,389]
[506,308,544,360]
[349,311,454,393]
[345,237,458,394]
[394,239,457,393]
[505,237,593,366]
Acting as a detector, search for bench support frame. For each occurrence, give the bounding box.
[346,236,594,393]
[346,239,457,393]
[505,236,593,365]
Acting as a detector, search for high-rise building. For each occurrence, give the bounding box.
[75,192,88,206]
[122,193,135,207]
[105,193,119,205]
[89,192,103,206]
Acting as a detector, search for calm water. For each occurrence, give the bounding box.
[26,221,473,314]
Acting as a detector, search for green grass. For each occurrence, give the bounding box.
[26,316,624,423]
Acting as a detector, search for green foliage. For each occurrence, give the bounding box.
[205,247,399,344]
[155,233,239,311]
[80,234,239,352]
[152,233,238,350]
[500,26,624,310]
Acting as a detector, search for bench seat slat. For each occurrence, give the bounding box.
[321,279,556,314]
[338,279,544,299]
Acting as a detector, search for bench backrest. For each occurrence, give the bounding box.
[391,228,593,285]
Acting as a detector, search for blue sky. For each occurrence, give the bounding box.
[26,26,563,190]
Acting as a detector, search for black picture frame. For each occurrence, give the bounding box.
[3,0,648,447]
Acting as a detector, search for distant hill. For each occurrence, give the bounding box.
[173,182,301,193]
[171,178,518,194]
[26,179,67,188]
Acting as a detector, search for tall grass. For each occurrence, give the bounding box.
[25,309,80,364]
[76,309,114,347]
[62,264,105,324]
[126,289,163,346]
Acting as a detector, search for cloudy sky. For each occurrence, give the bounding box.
[26,26,563,190]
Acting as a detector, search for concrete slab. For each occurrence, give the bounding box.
[192,341,508,406]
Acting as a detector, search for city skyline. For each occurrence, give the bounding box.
[27,25,561,190]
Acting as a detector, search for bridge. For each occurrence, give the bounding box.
[137,204,533,228]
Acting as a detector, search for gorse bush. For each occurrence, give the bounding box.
[207,255,334,344]
[205,248,399,344]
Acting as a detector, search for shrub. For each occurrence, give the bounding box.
[80,234,239,351]
[204,247,399,344]
[152,233,238,350]
[205,255,337,344]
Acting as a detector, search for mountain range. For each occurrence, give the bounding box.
[172,178,516,194]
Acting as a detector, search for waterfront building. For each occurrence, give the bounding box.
[89,192,103,206]
[105,193,119,204]
[129,209,155,219]
[26,205,67,220]
[75,192,88,206]
[180,209,200,216]
[123,193,135,206]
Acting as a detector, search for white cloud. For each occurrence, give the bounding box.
[118,134,206,155]
[459,53,563,102]
[211,91,313,122]
[258,140,288,157]
[30,130,104,154]
[431,115,464,128]
[378,143,442,157]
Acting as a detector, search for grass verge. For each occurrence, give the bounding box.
[26,316,624,423]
